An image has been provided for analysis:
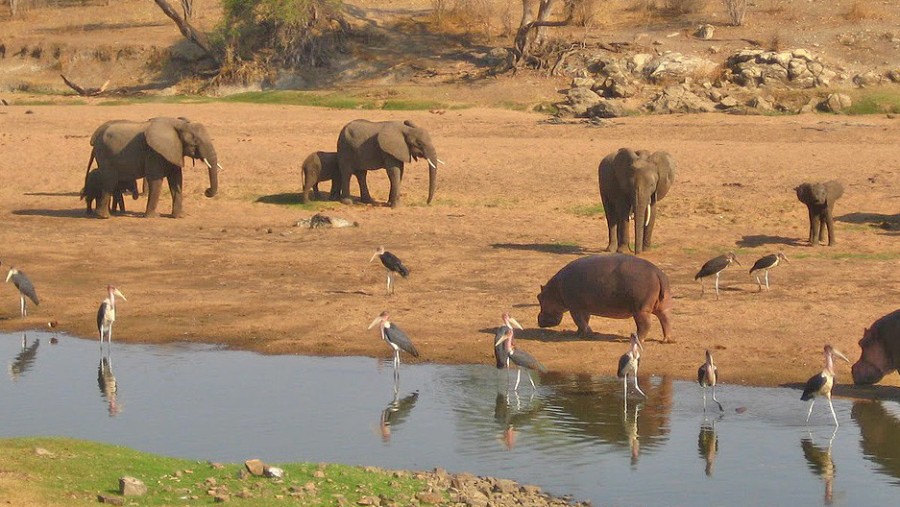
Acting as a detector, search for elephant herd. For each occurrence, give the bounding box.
[80,117,440,219]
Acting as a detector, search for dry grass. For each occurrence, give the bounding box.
[842,1,875,22]
[721,0,747,26]
[767,31,784,52]
[430,0,497,39]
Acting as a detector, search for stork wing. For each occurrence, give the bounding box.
[493,326,510,369]
[381,251,410,278]
[97,300,110,333]
[510,349,546,372]
[386,325,419,357]
[12,272,39,305]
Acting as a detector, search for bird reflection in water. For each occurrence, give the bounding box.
[697,418,719,477]
[494,391,541,451]
[801,430,837,505]
[97,355,121,417]
[9,333,39,381]
[623,400,642,468]
[379,389,419,443]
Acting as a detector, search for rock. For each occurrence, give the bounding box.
[888,69,900,83]
[295,213,358,229]
[244,459,265,476]
[208,462,225,470]
[644,86,717,114]
[313,470,326,478]
[798,97,820,114]
[97,494,125,505]
[119,476,147,496]
[416,491,443,504]
[644,53,717,83]
[586,99,626,118]
[563,87,603,117]
[34,447,55,458]
[356,495,380,505]
[571,77,595,89]
[493,478,518,494]
[214,494,230,503]
[748,96,774,112]
[718,96,739,108]
[695,24,715,40]
[853,71,884,87]
[820,93,852,112]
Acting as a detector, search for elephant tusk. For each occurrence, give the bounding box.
[427,159,437,169]
[645,204,651,227]
[437,159,445,165]
[203,158,212,169]
[216,163,223,171]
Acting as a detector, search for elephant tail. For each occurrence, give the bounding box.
[82,148,96,199]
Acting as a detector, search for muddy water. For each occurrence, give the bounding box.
[3,331,899,505]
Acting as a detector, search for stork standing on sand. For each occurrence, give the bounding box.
[5,265,40,318]
[749,252,789,291]
[694,253,741,299]
[370,247,409,295]
[97,285,126,347]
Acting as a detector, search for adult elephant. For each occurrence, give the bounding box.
[599,148,675,255]
[336,119,439,207]
[86,117,220,218]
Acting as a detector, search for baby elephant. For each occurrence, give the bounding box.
[82,169,139,215]
[795,180,843,246]
[301,151,339,203]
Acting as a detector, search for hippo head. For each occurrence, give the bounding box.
[537,285,564,328]
[852,327,891,385]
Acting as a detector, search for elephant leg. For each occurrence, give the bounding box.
[96,192,112,219]
[339,169,354,205]
[824,207,835,245]
[810,211,822,246]
[617,216,631,254]
[571,311,593,337]
[386,165,402,207]
[312,182,320,201]
[601,196,618,252]
[357,171,375,204]
[807,207,817,244]
[168,169,184,218]
[144,179,163,218]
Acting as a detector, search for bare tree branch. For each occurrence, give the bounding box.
[60,74,110,96]
[152,0,219,65]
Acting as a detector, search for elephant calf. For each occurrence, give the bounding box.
[82,169,138,215]
[795,180,843,246]
[300,151,339,203]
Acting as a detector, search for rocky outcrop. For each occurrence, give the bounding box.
[644,85,717,114]
[725,49,836,88]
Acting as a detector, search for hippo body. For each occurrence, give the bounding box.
[852,309,900,385]
[537,254,673,342]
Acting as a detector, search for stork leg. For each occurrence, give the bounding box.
[806,399,816,423]
[712,386,724,412]
[20,296,26,318]
[764,270,770,290]
[699,278,705,298]
[514,369,522,391]
[525,370,536,390]
[756,275,763,291]
[633,373,646,398]
[623,374,628,405]
[714,273,720,300]
[703,388,708,412]
[827,395,839,427]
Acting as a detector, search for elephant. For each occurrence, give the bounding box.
[300,151,339,203]
[336,119,439,207]
[795,180,843,246]
[599,148,676,255]
[85,117,220,218]
[81,168,139,215]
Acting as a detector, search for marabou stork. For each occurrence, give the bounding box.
[368,311,419,369]
[370,247,409,295]
[97,286,126,346]
[801,345,849,426]
[617,333,646,401]
[749,252,789,291]
[493,313,524,370]
[495,321,546,391]
[5,267,39,318]
[697,350,723,412]
[694,252,741,299]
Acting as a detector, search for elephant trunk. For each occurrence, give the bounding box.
[426,146,438,205]
[200,145,219,198]
[633,190,651,254]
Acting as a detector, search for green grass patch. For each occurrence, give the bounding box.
[847,87,900,115]
[0,437,429,506]
[790,251,899,261]
[569,203,605,217]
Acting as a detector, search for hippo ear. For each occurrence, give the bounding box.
[859,327,871,346]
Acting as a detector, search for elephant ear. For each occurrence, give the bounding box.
[377,125,411,163]
[650,151,676,201]
[145,120,185,167]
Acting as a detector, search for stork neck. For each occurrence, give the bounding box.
[824,354,835,375]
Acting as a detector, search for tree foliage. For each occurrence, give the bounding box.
[219,0,345,67]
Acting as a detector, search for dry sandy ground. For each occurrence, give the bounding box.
[0,103,898,392]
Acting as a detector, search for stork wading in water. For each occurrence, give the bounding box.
[694,253,741,299]
[617,333,646,403]
[368,311,419,374]
[370,247,409,295]
[4,265,40,318]
[697,350,724,412]
[802,345,850,427]
[749,252,789,291]
[494,319,546,391]
[97,286,126,347]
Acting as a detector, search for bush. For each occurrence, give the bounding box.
[219,0,345,68]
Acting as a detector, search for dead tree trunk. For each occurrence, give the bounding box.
[514,0,569,65]
[152,0,219,65]
[180,0,193,21]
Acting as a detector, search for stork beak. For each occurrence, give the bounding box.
[633,334,644,352]
[508,317,524,330]
[781,254,790,263]
[733,257,742,266]
[368,315,384,330]
[495,334,510,347]
[113,289,126,301]
[5,270,12,282]
[832,348,850,363]
[369,251,379,263]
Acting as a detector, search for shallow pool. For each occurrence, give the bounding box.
[3,330,899,505]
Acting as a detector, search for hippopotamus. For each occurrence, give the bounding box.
[537,254,673,342]
[851,309,900,385]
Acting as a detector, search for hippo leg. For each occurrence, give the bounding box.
[571,312,593,336]
[654,308,673,343]
[634,312,662,343]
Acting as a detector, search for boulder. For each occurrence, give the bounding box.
[748,96,774,112]
[244,459,266,476]
[562,87,603,116]
[853,71,884,87]
[644,85,717,113]
[695,24,715,40]
[119,476,147,496]
[644,53,716,83]
[587,99,627,118]
[820,93,852,112]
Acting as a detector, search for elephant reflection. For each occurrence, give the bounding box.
[97,356,121,417]
[801,431,836,505]
[8,334,39,381]
[379,390,419,443]
[494,392,543,450]
[852,400,900,482]
[698,420,718,477]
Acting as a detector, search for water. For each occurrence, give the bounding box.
[3,330,900,505]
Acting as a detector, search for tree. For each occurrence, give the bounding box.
[181,0,194,21]
[513,0,570,65]
[152,0,219,64]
